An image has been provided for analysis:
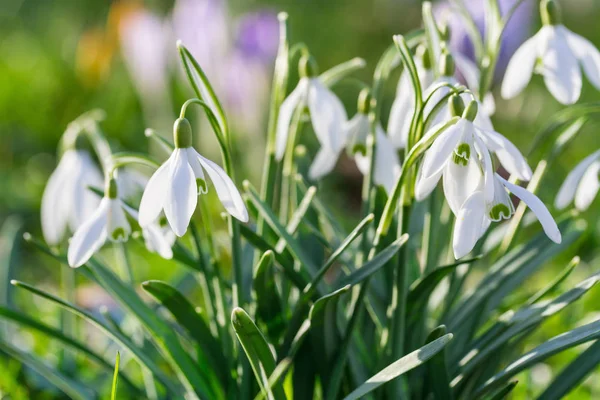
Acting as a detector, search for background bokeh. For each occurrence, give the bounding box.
[1,0,600,398]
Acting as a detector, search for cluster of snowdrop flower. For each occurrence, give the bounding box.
[40,0,600,268]
[42,111,247,268]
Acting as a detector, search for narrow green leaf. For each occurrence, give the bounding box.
[343,333,454,400]
[275,185,316,253]
[177,41,227,134]
[423,326,453,400]
[111,352,120,400]
[232,307,286,400]
[474,319,600,396]
[141,280,228,385]
[487,381,518,400]
[0,306,140,395]
[525,256,579,306]
[0,216,22,337]
[87,261,222,400]
[536,340,600,400]
[319,57,366,87]
[253,251,285,339]
[10,280,178,395]
[0,339,95,400]
[336,235,408,288]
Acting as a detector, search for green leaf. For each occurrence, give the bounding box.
[319,57,366,87]
[253,251,285,339]
[336,235,408,288]
[0,339,96,400]
[422,326,453,400]
[536,340,600,399]
[111,352,120,400]
[10,280,178,395]
[86,260,223,400]
[232,307,286,400]
[141,280,228,385]
[0,216,22,337]
[474,319,600,396]
[343,333,453,400]
[0,306,140,395]
[487,381,518,400]
[525,256,579,306]
[177,41,227,134]
[456,271,600,382]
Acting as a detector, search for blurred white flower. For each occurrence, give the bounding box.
[68,195,132,268]
[502,0,600,104]
[555,150,600,211]
[114,168,149,201]
[41,149,103,246]
[453,173,561,259]
[346,112,401,193]
[275,59,348,180]
[388,50,434,149]
[142,217,177,260]
[139,118,248,237]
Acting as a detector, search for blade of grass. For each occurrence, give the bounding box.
[111,352,120,400]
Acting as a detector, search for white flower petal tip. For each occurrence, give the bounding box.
[41,150,103,246]
[67,198,110,268]
[453,191,486,260]
[275,78,309,161]
[555,151,600,211]
[309,147,339,181]
[143,222,175,260]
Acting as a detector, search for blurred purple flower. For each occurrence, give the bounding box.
[435,0,534,80]
[235,11,280,62]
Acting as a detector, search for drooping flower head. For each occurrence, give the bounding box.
[502,0,600,104]
[41,148,103,246]
[555,150,600,211]
[139,117,248,237]
[275,55,348,180]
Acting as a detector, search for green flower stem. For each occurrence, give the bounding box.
[107,152,160,176]
[279,108,306,222]
[114,243,159,400]
[59,259,76,374]
[144,128,175,153]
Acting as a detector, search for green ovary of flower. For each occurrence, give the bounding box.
[452,143,470,166]
[489,204,512,221]
[111,227,127,241]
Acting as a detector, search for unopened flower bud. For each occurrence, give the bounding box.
[439,52,455,77]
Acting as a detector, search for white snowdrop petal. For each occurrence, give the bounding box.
[186,148,208,194]
[309,147,340,181]
[387,70,415,149]
[443,151,483,216]
[453,191,486,259]
[68,152,103,231]
[67,198,110,268]
[139,152,173,227]
[41,151,74,245]
[420,119,465,180]
[275,78,309,160]
[164,149,197,236]
[415,163,445,201]
[372,126,401,193]
[555,150,600,209]
[473,133,495,204]
[574,161,600,211]
[498,175,562,244]
[501,31,540,99]
[106,199,131,243]
[308,79,348,152]
[478,128,532,181]
[564,27,600,90]
[197,155,249,223]
[143,224,174,260]
[542,27,582,105]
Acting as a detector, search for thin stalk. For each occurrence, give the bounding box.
[59,262,76,374]
[279,108,305,222]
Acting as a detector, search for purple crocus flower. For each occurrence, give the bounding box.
[235,11,280,63]
[435,0,534,80]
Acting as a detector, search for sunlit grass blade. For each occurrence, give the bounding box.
[232,307,286,400]
[111,352,120,400]
[141,280,228,385]
[488,381,518,400]
[319,57,366,87]
[0,339,96,400]
[474,319,600,397]
[525,256,580,306]
[336,235,409,288]
[87,260,223,400]
[0,306,141,395]
[536,340,600,400]
[0,216,22,337]
[343,333,453,400]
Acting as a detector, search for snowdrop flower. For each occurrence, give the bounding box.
[275,55,348,179]
[453,173,561,259]
[388,46,434,149]
[114,168,149,201]
[417,97,532,210]
[502,0,600,105]
[142,216,177,260]
[41,149,103,246]
[345,90,401,192]
[555,150,600,211]
[139,117,248,237]
[67,179,133,268]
